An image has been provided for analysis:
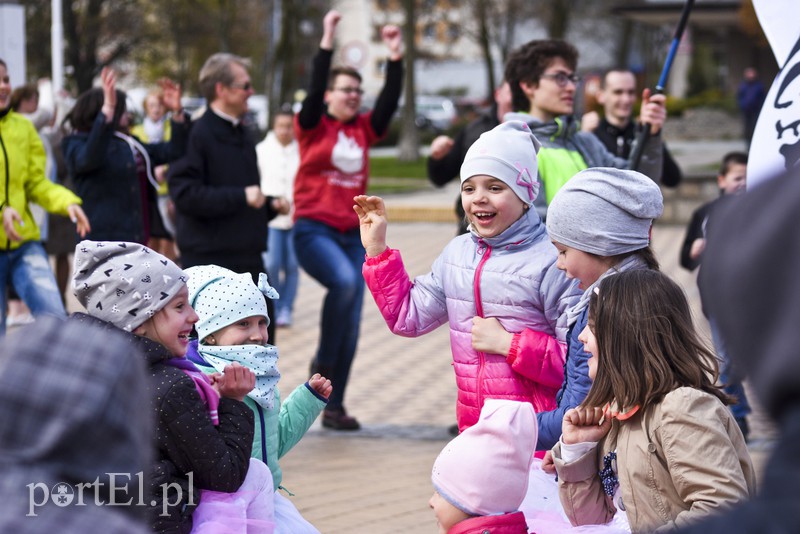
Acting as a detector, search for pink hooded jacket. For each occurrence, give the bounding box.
[363,209,581,430]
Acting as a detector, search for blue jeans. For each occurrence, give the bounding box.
[293,218,365,409]
[709,316,751,419]
[264,228,299,318]
[0,241,66,335]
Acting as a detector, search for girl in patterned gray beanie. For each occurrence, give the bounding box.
[72,240,192,347]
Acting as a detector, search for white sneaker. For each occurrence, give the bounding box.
[6,313,35,327]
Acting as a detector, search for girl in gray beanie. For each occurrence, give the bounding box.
[356,120,581,434]
[532,167,663,451]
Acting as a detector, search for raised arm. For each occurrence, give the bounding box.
[356,195,449,336]
[370,25,404,136]
[297,10,339,131]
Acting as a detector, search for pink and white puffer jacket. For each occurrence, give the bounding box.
[363,209,581,431]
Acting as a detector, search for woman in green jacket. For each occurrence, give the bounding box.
[0,58,90,334]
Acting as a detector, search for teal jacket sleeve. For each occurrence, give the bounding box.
[277,383,327,459]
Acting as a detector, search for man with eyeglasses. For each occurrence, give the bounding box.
[169,52,289,343]
[292,10,403,431]
[582,68,682,189]
[504,40,666,219]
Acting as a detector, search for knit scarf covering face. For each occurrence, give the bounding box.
[566,254,648,326]
[198,343,280,410]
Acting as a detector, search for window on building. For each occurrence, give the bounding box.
[423,22,437,41]
[447,23,460,42]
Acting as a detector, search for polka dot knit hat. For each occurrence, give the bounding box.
[184,265,279,342]
[72,240,188,332]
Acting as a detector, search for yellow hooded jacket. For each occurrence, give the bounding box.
[0,110,81,250]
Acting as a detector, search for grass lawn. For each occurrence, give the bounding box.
[368,155,431,194]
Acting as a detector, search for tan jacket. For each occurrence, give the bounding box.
[553,387,756,533]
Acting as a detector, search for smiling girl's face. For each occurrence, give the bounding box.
[461,175,526,238]
[206,315,269,346]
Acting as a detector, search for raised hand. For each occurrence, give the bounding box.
[470,316,514,356]
[561,406,612,445]
[353,195,388,257]
[308,373,333,399]
[100,67,117,123]
[640,88,667,135]
[321,10,341,50]
[381,25,403,60]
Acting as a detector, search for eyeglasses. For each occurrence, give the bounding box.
[540,72,581,87]
[229,81,252,91]
[333,87,364,96]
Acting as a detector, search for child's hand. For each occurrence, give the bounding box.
[353,195,389,257]
[470,317,514,357]
[214,362,256,402]
[541,450,556,474]
[308,373,332,399]
[561,406,612,445]
[690,238,706,260]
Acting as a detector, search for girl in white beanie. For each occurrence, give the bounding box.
[356,120,581,434]
[184,264,331,534]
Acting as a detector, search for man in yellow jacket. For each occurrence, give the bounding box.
[0,59,90,334]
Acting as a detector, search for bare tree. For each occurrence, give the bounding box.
[397,0,419,162]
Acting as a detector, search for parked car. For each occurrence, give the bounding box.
[414,95,456,131]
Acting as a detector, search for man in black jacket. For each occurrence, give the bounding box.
[427,82,512,234]
[583,69,682,188]
[169,53,288,342]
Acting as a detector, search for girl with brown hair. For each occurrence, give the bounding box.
[553,270,756,532]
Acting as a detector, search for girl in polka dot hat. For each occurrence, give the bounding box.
[185,264,331,533]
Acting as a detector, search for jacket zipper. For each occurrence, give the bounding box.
[473,239,492,410]
[254,403,268,465]
[0,128,11,250]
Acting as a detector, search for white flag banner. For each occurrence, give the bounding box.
[748,0,800,188]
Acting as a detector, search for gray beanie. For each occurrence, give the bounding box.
[185,265,279,342]
[72,241,188,332]
[546,167,663,256]
[460,120,543,206]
